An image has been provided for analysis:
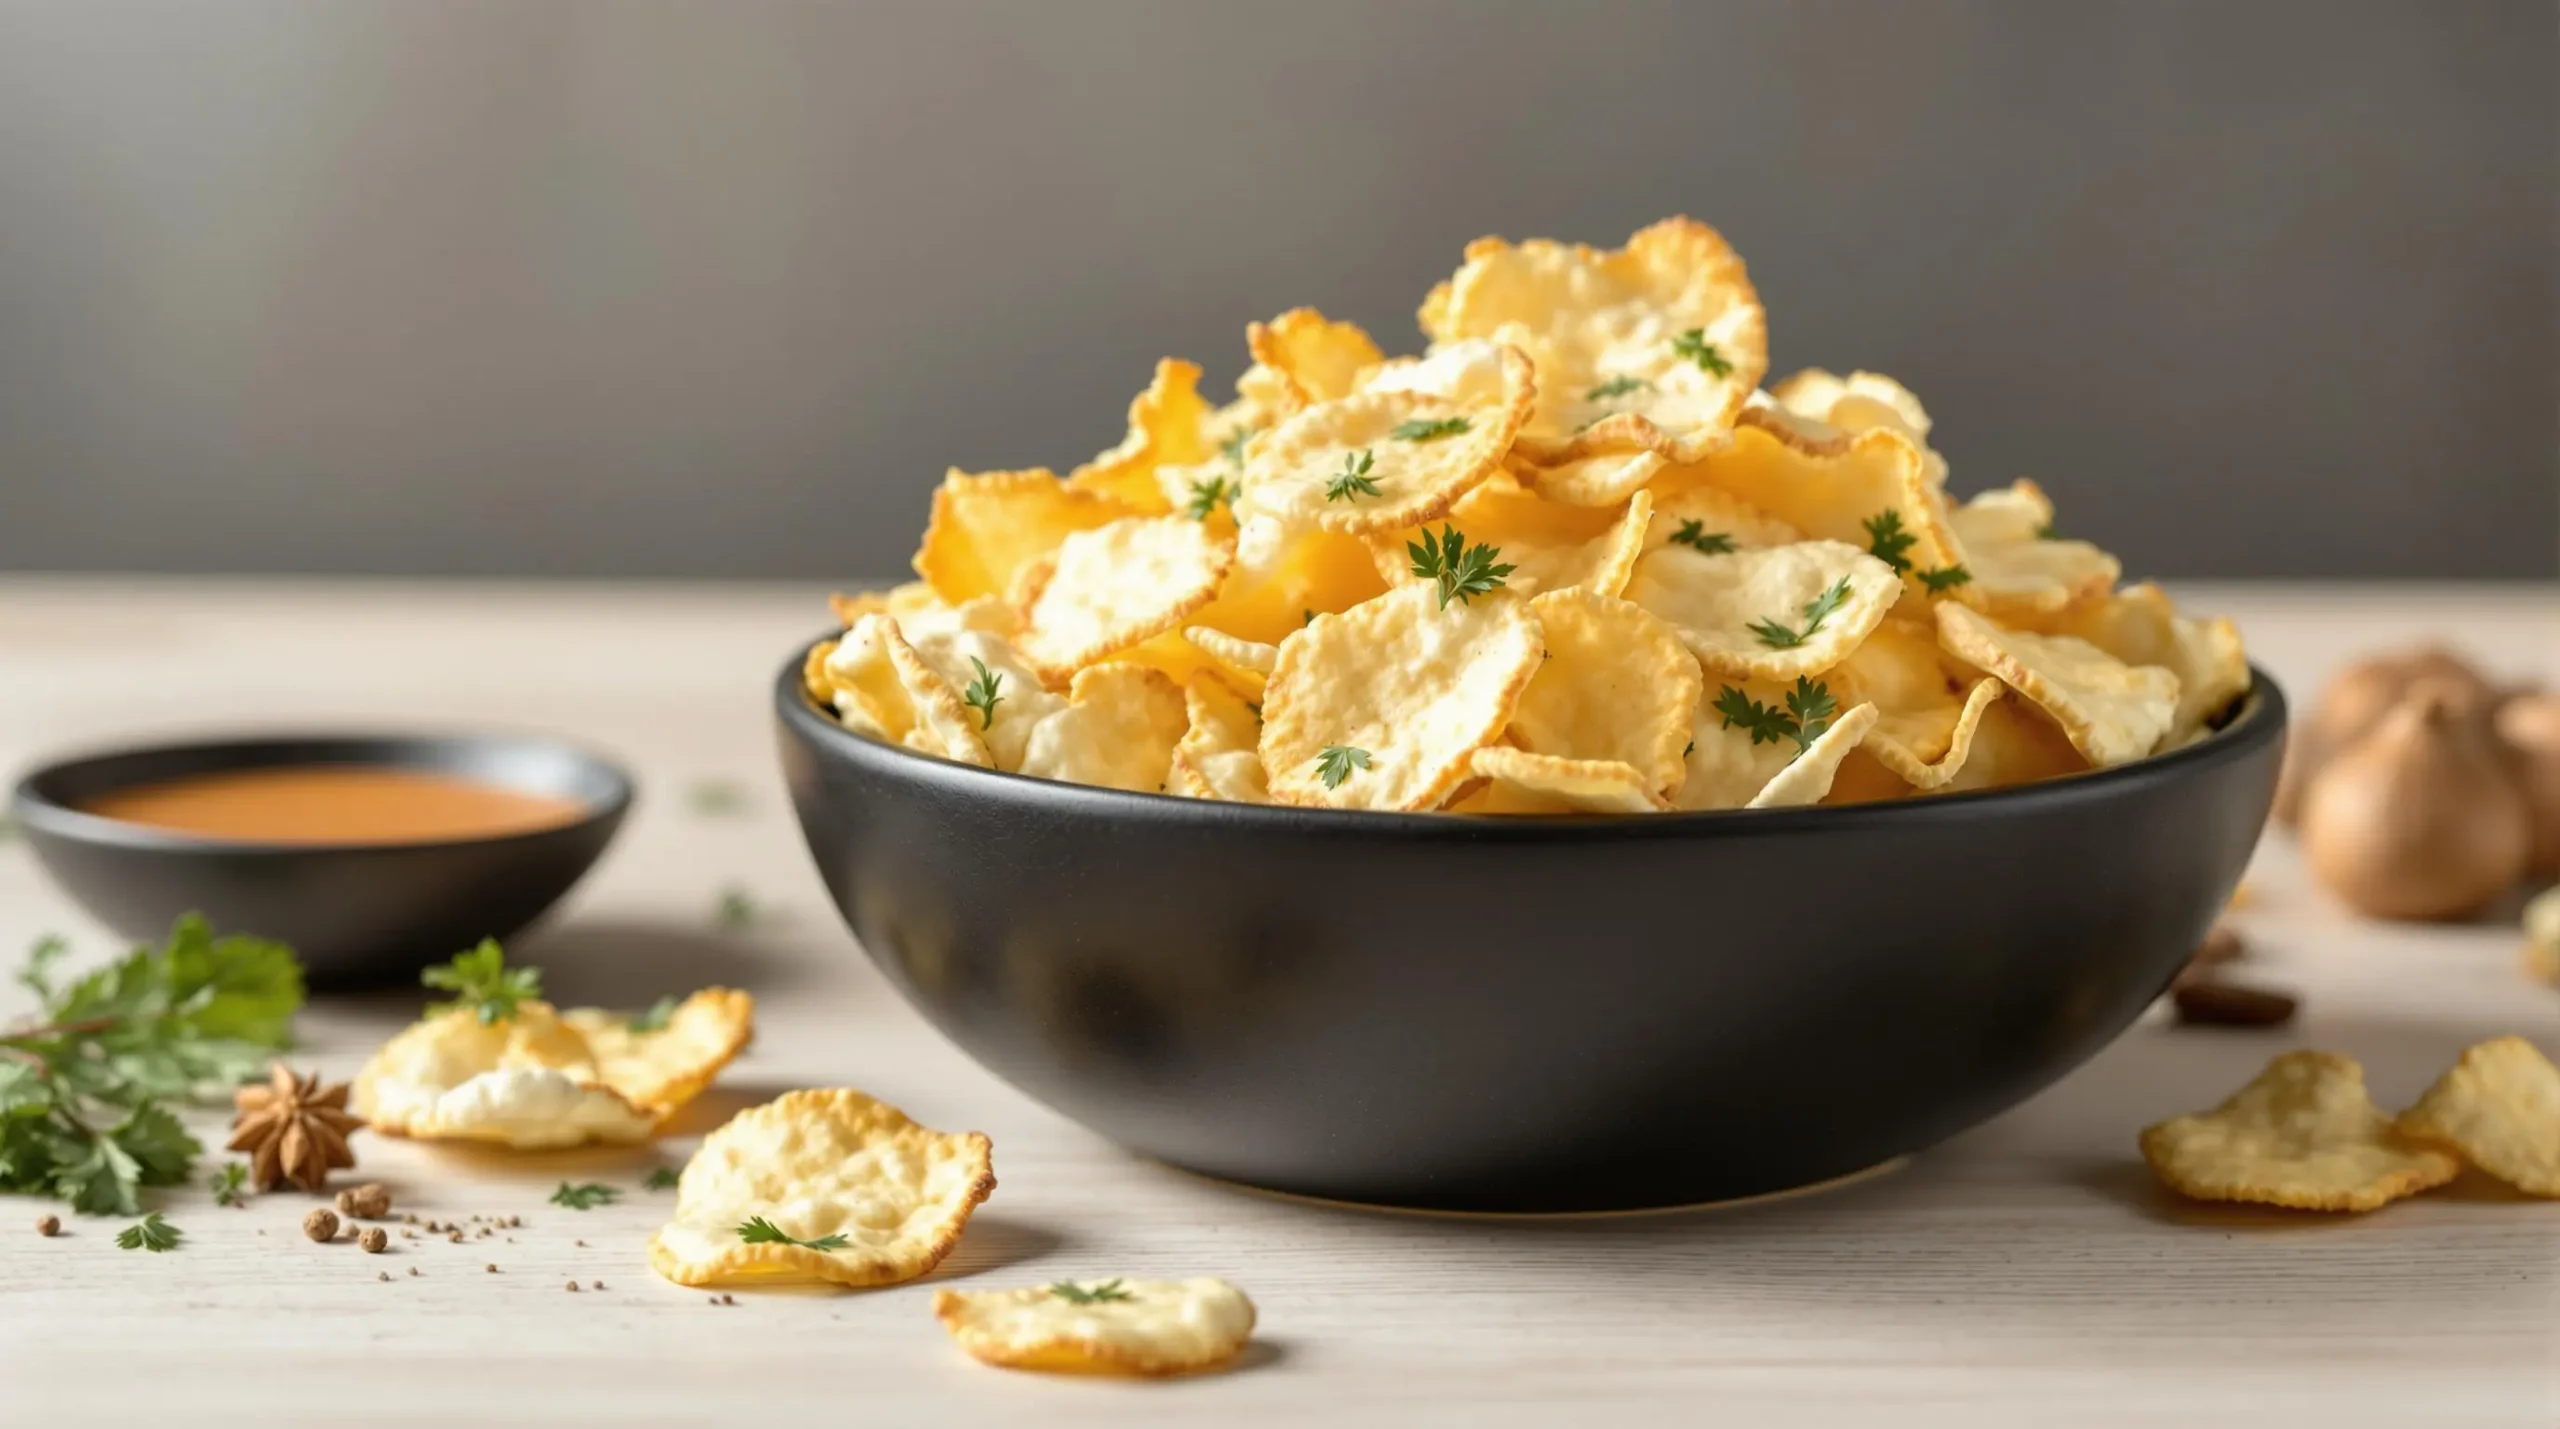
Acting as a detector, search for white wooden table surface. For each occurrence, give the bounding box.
[1,579,2554,1429]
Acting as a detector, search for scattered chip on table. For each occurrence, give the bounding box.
[934,1277,1257,1377]
[2138,1050,2460,1212]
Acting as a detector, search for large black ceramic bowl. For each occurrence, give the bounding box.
[11,734,631,985]
[778,655,2284,1212]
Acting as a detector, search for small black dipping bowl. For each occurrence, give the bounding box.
[777,654,2284,1212]
[9,734,631,985]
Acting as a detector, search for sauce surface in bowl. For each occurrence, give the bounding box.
[79,765,586,845]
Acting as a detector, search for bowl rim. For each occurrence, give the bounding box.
[6,729,635,856]
[775,639,2288,838]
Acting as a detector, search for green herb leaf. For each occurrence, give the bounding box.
[1219,424,1258,468]
[421,939,539,1026]
[644,1167,680,1191]
[1048,1278,1136,1304]
[1324,449,1381,503]
[1714,679,1839,756]
[1682,740,1695,758]
[1315,746,1371,789]
[1184,474,1236,522]
[209,1161,250,1207]
[115,1211,180,1252]
[1712,686,1794,747]
[550,1182,619,1211]
[714,888,757,931]
[1861,509,1916,574]
[2034,520,2059,541]
[1783,677,1840,749]
[625,995,681,1035]
[962,656,1006,729]
[1917,564,1973,594]
[1668,520,1734,555]
[1747,577,1852,650]
[1390,415,1471,443]
[1671,329,1732,378]
[1584,375,1653,403]
[1302,609,1316,627]
[735,1215,849,1252]
[685,779,748,817]
[1404,524,1517,609]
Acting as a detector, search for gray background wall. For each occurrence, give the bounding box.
[0,0,2551,581]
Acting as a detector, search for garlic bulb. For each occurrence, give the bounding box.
[2278,645,2495,827]
[2495,690,2560,876]
[2300,679,2530,921]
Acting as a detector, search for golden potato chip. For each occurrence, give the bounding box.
[1017,661,1189,793]
[352,1004,655,1149]
[2395,1036,2560,1197]
[1642,480,1802,554]
[1934,691,2091,792]
[562,989,754,1120]
[2139,1051,2461,1211]
[878,618,995,768]
[829,580,942,628]
[1820,747,1918,807]
[1358,337,1517,408]
[1622,539,1903,681]
[1423,218,1766,464]
[1234,345,1533,537]
[1767,367,1934,444]
[1678,415,1963,587]
[1166,674,1270,804]
[823,614,993,766]
[1513,448,1671,508]
[915,468,1136,605]
[1247,307,1384,408]
[1464,746,1667,814]
[1827,618,2005,790]
[1371,479,1652,601]
[1014,516,1236,683]
[1260,582,1542,811]
[894,627,1065,770]
[933,1277,1257,1377]
[1193,522,1391,645]
[1067,359,1216,513]
[1181,625,1279,696]
[1936,602,2177,767]
[647,1089,994,1290]
[2056,582,2249,740]
[1943,479,2120,620]
[1508,587,1699,796]
[1676,680,1880,810]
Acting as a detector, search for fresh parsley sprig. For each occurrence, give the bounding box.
[1390,415,1471,443]
[1747,578,1854,650]
[209,1161,249,1207]
[1315,746,1371,789]
[715,887,757,931]
[1918,564,1973,594]
[421,939,539,1026]
[1185,474,1236,522]
[1406,525,1516,609]
[0,916,304,1215]
[626,995,681,1034]
[1668,520,1734,555]
[115,1211,181,1252]
[1585,375,1653,403]
[1325,449,1381,503]
[644,1167,680,1191]
[736,1215,850,1252]
[2034,520,2059,541]
[962,656,1006,729]
[1713,678,1840,755]
[1861,509,1916,574]
[1049,1278,1135,1304]
[1672,329,1732,378]
[550,1182,619,1211]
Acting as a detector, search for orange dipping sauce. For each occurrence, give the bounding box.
[81,765,586,845]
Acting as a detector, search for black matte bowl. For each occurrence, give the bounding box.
[777,654,2284,1212]
[10,734,631,985]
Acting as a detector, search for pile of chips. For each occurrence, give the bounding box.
[805,217,2250,812]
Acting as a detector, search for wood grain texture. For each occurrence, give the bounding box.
[0,579,2554,1428]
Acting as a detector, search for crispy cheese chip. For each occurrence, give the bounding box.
[934,1277,1256,1377]
[2395,1037,2560,1197]
[1623,539,1902,681]
[1464,746,1666,814]
[1180,625,1280,696]
[1934,691,2091,792]
[1067,359,1215,513]
[648,1089,995,1290]
[1508,587,1699,796]
[1018,661,1188,793]
[1827,618,2005,790]
[1014,516,1236,683]
[1261,582,1542,810]
[561,989,756,1120]
[1166,674,1270,804]
[2140,1051,2461,1211]
[1424,218,1766,465]
[916,468,1136,605]
[881,618,996,768]
[1937,602,2177,767]
[1234,345,1533,537]
[897,627,1065,771]
[1192,522,1390,645]
[1372,478,1652,601]
[2055,582,2249,741]
[353,1004,655,1148]
[1680,414,1962,588]
[1643,481,1802,554]
[1944,479,2120,620]
[1767,368,1934,445]
[1676,683,1880,810]
[1247,308,1384,409]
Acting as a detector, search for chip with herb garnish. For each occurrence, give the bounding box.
[1324,449,1381,503]
[1624,538,1900,681]
[1917,564,1972,594]
[1668,520,1734,555]
[936,1277,1258,1377]
[1184,473,1236,522]
[960,656,1006,729]
[1313,744,1371,789]
[1405,524,1517,609]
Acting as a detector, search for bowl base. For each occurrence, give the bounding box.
[1162,1154,1910,1220]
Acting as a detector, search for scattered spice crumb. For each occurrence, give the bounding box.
[403,1213,417,1224]
[591,1280,605,1290]
[486,1263,498,1273]
[408,1266,420,1277]
[378,1271,391,1282]
[574,1239,586,1247]
[357,1227,388,1254]
[447,1232,463,1244]
[35,1215,60,1237]
[565,1281,580,1293]
[336,1182,393,1219]
[401,1229,415,1239]
[302,1208,340,1243]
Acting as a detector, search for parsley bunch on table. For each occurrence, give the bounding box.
[0,915,305,1215]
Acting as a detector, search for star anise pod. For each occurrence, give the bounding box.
[228,1063,363,1192]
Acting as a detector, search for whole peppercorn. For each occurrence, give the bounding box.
[302,1207,340,1243]
[35,1215,61,1237]
[336,1182,393,1219]
[357,1226,389,1254]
